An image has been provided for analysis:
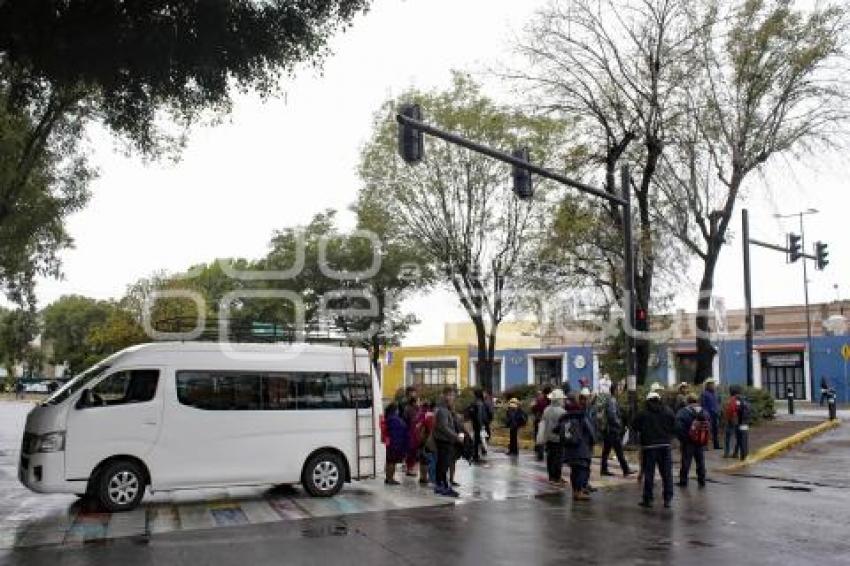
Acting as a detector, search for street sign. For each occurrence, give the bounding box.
[841,344,850,361]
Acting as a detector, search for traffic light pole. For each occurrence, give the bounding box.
[741,208,817,389]
[798,213,815,401]
[395,112,635,403]
[742,209,754,387]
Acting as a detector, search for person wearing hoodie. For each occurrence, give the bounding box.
[675,394,708,488]
[700,377,721,450]
[384,404,409,486]
[634,391,676,508]
[537,388,567,485]
[433,387,464,497]
[562,389,598,501]
[531,386,552,461]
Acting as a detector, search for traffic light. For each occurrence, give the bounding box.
[815,241,829,270]
[788,232,802,263]
[635,307,648,331]
[397,103,424,164]
[511,147,533,200]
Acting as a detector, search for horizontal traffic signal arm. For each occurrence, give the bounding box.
[394,112,626,207]
[748,237,816,261]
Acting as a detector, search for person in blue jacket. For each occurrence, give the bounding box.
[700,377,721,450]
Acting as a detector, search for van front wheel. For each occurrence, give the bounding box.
[302,452,344,497]
[95,460,145,512]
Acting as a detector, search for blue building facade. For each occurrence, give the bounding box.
[466,334,850,403]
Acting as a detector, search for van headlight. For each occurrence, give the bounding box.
[36,431,65,453]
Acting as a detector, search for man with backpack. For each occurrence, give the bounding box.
[675,394,708,488]
[723,384,752,460]
[562,389,598,501]
[634,390,676,508]
[599,381,633,477]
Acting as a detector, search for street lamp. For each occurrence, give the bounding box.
[774,209,819,399]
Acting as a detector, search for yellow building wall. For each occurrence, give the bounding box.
[443,320,542,349]
[380,345,472,399]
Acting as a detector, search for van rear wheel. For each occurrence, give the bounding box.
[302,451,344,497]
[95,460,145,512]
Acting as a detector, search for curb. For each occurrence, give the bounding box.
[719,419,841,473]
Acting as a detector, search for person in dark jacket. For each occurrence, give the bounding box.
[384,404,409,485]
[504,398,528,456]
[433,387,464,497]
[820,376,831,406]
[467,388,487,463]
[634,391,676,508]
[600,381,632,477]
[483,391,495,443]
[700,377,721,449]
[531,386,552,461]
[675,394,707,488]
[562,391,597,501]
[402,387,421,476]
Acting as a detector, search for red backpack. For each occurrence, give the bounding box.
[688,409,710,446]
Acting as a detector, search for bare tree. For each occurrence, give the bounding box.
[358,74,567,393]
[657,0,849,379]
[510,0,698,381]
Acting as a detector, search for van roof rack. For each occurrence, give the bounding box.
[150,317,358,347]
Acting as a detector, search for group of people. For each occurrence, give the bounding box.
[382,386,474,498]
[382,377,754,507]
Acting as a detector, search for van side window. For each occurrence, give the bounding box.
[176,372,261,410]
[92,370,159,405]
[176,371,372,410]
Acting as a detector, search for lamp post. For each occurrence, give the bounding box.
[775,209,819,400]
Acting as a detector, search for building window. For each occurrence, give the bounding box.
[406,361,457,389]
[753,314,765,332]
[533,357,562,386]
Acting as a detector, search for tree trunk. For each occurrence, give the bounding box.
[473,317,490,392]
[486,325,498,395]
[695,253,719,382]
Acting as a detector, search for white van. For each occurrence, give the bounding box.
[18,342,382,512]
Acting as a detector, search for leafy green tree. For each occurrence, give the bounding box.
[42,295,113,374]
[0,307,39,378]
[0,0,369,304]
[358,73,568,392]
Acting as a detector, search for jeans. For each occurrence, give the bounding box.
[642,446,673,504]
[724,424,739,457]
[679,441,706,485]
[601,432,631,474]
[569,459,591,491]
[435,441,453,490]
[546,442,564,481]
[709,413,720,449]
[737,426,749,460]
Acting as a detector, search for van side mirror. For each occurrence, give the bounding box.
[76,389,93,409]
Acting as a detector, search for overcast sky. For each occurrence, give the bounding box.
[31,0,849,345]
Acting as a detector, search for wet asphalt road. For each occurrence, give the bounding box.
[2,403,849,566]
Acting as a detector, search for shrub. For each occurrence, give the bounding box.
[501,384,538,402]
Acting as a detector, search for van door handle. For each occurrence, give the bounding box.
[143,421,158,426]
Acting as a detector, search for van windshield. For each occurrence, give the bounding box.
[45,364,111,405]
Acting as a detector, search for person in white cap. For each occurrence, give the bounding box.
[634,390,676,508]
[598,373,612,395]
[537,389,567,486]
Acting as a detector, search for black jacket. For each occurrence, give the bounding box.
[634,400,675,448]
